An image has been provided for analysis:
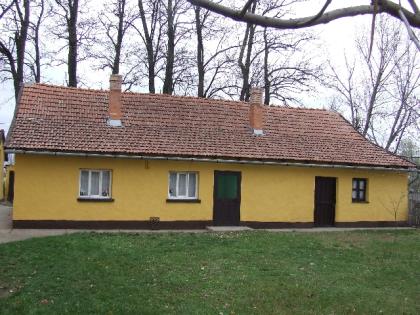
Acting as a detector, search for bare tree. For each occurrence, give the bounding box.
[92,0,138,76]
[136,0,164,93]
[193,5,237,98]
[328,57,364,131]
[237,0,257,101]
[381,192,406,226]
[52,0,79,87]
[260,3,321,106]
[130,0,192,93]
[26,0,47,83]
[385,46,419,151]
[50,0,95,87]
[0,0,30,100]
[161,0,191,94]
[359,24,398,137]
[328,17,419,152]
[230,0,321,104]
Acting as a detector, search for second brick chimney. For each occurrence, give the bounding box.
[107,74,123,127]
[249,87,264,135]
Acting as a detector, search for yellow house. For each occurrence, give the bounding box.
[5,75,415,229]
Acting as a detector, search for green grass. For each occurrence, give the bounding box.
[1,230,420,314]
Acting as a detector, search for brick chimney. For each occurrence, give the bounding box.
[107,74,123,127]
[249,87,264,135]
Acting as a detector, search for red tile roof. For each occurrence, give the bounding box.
[5,83,414,168]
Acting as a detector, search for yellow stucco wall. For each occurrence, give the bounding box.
[13,154,409,223]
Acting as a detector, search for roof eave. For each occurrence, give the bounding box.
[5,148,415,172]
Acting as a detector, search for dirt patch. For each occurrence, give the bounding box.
[314,231,398,249]
[0,286,12,299]
[0,280,20,299]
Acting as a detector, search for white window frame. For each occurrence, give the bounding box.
[79,169,112,199]
[168,172,198,200]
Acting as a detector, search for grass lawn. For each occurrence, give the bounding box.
[0,230,420,314]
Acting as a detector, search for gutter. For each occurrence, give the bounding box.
[5,149,415,172]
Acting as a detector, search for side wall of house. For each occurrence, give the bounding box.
[12,154,409,227]
[0,139,4,200]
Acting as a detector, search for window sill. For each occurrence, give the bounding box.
[77,197,114,202]
[166,199,201,203]
[352,200,369,204]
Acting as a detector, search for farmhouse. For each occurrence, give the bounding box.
[5,75,415,229]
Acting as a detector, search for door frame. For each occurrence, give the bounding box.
[213,170,242,226]
[314,176,337,227]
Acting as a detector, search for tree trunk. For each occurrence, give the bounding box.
[195,6,205,97]
[163,0,174,94]
[67,0,79,87]
[239,1,256,101]
[138,0,156,93]
[362,68,383,136]
[112,0,126,75]
[33,0,45,83]
[14,0,30,99]
[263,28,270,105]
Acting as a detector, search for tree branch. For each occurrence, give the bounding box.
[299,0,332,26]
[398,8,420,50]
[239,0,255,17]
[0,0,15,20]
[407,0,419,14]
[188,0,420,29]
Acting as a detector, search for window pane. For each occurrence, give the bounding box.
[102,171,110,197]
[352,190,357,200]
[188,173,196,198]
[80,171,89,196]
[352,180,357,189]
[359,180,365,190]
[169,173,177,197]
[178,173,187,196]
[359,191,365,201]
[90,171,100,195]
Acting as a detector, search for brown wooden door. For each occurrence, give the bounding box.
[314,176,336,226]
[213,171,241,226]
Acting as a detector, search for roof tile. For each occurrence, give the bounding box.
[5,83,414,168]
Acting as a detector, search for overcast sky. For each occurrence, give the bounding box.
[0,0,412,133]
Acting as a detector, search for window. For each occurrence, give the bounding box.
[352,178,367,202]
[79,170,111,199]
[168,172,198,199]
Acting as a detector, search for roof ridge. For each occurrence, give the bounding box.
[26,82,106,94]
[25,82,330,113]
